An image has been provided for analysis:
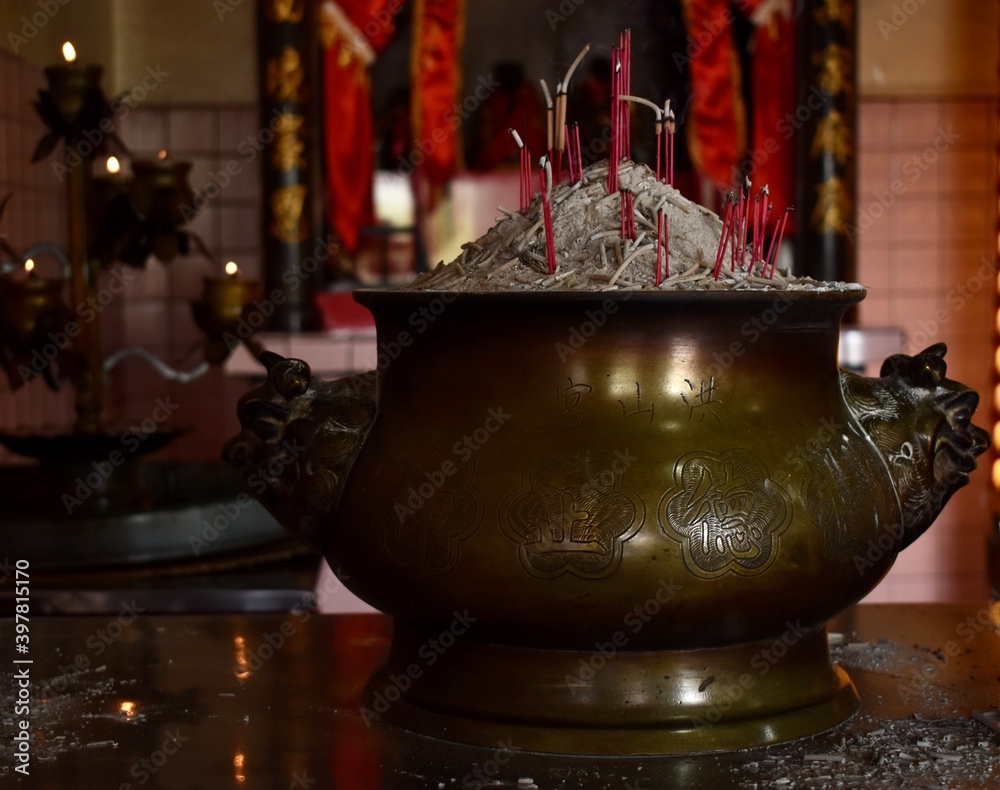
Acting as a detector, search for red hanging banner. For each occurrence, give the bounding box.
[410,0,465,187]
[748,2,796,232]
[681,0,747,190]
[320,0,400,252]
[681,0,795,217]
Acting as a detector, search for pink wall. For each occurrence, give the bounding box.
[856,98,996,602]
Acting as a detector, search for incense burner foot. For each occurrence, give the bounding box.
[366,620,857,755]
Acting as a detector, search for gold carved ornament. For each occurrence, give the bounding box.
[266,46,305,103]
[813,0,853,28]
[271,113,306,173]
[810,109,853,165]
[267,0,305,23]
[270,185,307,243]
[810,176,852,236]
[812,43,852,97]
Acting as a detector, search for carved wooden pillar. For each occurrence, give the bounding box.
[794,0,857,284]
[257,0,321,331]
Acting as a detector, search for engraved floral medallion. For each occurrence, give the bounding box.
[373,446,483,575]
[500,452,645,579]
[659,450,792,579]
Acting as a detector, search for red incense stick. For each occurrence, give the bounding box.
[751,195,761,272]
[607,48,620,194]
[619,189,635,241]
[619,189,627,239]
[539,157,557,275]
[521,146,531,213]
[765,207,792,278]
[664,100,676,186]
[623,29,632,161]
[564,123,575,184]
[737,177,750,270]
[730,196,743,271]
[659,209,669,282]
[713,194,735,279]
[655,210,663,286]
[756,195,773,263]
[573,123,583,184]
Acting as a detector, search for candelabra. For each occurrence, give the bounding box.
[0,42,265,465]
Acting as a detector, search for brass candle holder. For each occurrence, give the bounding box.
[41,42,103,127]
[88,156,130,244]
[126,153,197,263]
[0,258,76,389]
[12,42,264,441]
[0,261,64,343]
[130,153,194,223]
[194,262,263,342]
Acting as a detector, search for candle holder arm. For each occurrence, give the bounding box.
[102,346,210,383]
[21,243,73,280]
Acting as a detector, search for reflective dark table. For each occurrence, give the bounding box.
[2,604,999,788]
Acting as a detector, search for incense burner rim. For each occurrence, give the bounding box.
[353,285,867,308]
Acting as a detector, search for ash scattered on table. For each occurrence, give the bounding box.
[734,714,1000,789]
[0,669,144,776]
[830,636,908,675]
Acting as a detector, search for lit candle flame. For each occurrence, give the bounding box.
[107,156,120,175]
[119,701,136,718]
[225,261,239,277]
[157,150,168,160]
[62,42,77,63]
[24,259,35,275]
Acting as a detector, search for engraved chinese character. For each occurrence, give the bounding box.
[618,382,654,424]
[557,378,592,427]
[681,377,721,423]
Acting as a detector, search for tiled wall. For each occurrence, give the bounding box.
[856,97,997,602]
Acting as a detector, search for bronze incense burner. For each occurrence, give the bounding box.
[226,288,988,754]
